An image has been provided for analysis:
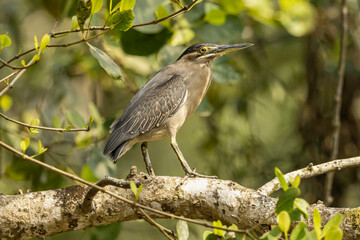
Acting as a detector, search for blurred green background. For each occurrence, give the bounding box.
[1,0,360,239]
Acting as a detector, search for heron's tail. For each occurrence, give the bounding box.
[103,141,127,163]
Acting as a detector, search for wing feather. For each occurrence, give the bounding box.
[104,74,187,156]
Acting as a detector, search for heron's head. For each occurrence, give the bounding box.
[177,43,254,63]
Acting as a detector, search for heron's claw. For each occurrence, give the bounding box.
[185,169,217,179]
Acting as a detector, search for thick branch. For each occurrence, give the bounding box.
[0,175,359,240]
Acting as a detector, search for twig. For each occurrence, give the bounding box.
[138,208,176,240]
[0,140,249,236]
[324,0,348,206]
[0,70,20,83]
[0,112,89,133]
[0,58,27,70]
[258,156,360,196]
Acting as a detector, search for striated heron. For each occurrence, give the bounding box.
[103,43,253,178]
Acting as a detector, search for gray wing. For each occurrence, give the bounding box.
[103,74,187,156]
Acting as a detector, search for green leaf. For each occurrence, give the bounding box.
[120,0,136,11]
[213,220,225,237]
[275,167,289,191]
[34,35,39,50]
[324,228,343,240]
[176,220,189,240]
[109,10,134,31]
[205,9,226,25]
[76,0,92,33]
[112,1,122,12]
[65,125,73,132]
[39,34,50,51]
[88,115,94,128]
[155,5,170,28]
[31,140,48,158]
[219,0,243,15]
[0,95,13,112]
[87,43,123,79]
[260,225,282,239]
[91,0,103,14]
[169,28,195,46]
[305,230,318,240]
[0,34,11,52]
[130,180,140,202]
[277,211,290,235]
[313,209,321,239]
[32,54,40,63]
[293,174,301,188]
[65,110,85,127]
[29,118,40,134]
[290,222,306,240]
[276,187,300,213]
[20,138,30,154]
[203,232,218,240]
[81,164,99,182]
[294,198,309,219]
[321,214,342,238]
[21,60,26,67]
[71,16,79,30]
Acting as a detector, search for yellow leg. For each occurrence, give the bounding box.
[141,142,155,176]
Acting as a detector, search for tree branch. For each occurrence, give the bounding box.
[0,174,358,239]
[258,156,360,195]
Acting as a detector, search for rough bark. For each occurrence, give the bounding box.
[0,175,359,239]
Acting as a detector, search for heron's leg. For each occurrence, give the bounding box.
[141,142,155,176]
[170,136,217,178]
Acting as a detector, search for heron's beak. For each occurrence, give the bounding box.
[212,43,254,55]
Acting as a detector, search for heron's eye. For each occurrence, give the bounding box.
[199,47,207,54]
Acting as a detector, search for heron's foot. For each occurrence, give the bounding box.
[185,169,217,179]
[146,166,156,177]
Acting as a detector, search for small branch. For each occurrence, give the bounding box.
[132,0,199,28]
[0,112,90,133]
[0,58,27,70]
[0,70,20,83]
[324,0,348,206]
[138,208,176,240]
[258,156,360,196]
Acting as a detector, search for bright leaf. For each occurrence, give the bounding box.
[275,167,289,191]
[34,35,38,50]
[213,220,225,237]
[278,211,290,236]
[0,95,13,112]
[155,5,170,28]
[109,10,134,31]
[71,16,79,30]
[39,34,50,51]
[313,208,321,239]
[290,222,306,240]
[65,125,73,132]
[177,220,189,240]
[276,187,300,213]
[32,54,40,63]
[0,34,11,53]
[321,213,342,238]
[20,138,30,154]
[81,164,99,182]
[205,9,226,25]
[87,43,123,79]
[91,0,103,14]
[120,0,136,11]
[76,0,92,33]
[293,174,301,188]
[324,228,343,240]
[294,198,309,219]
[29,118,40,134]
[21,60,26,67]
